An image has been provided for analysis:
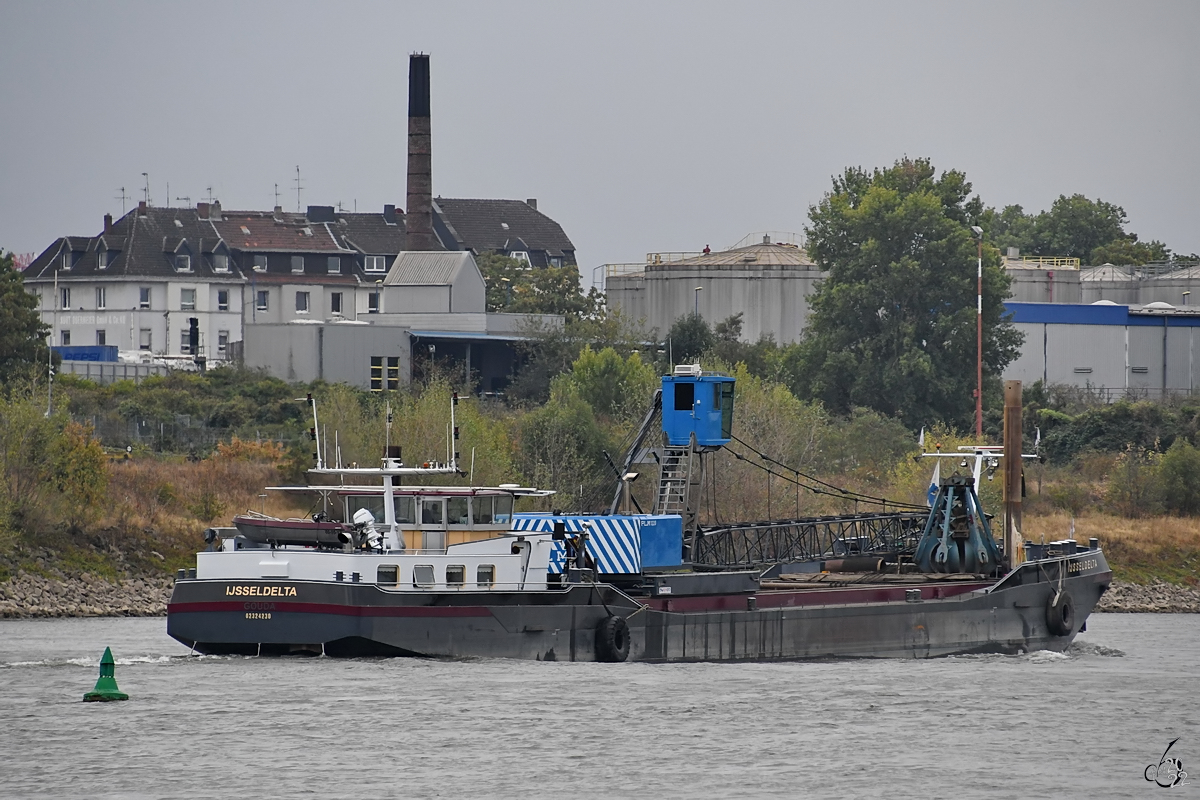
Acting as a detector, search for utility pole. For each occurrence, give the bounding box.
[971,226,984,439]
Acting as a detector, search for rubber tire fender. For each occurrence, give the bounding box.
[595,615,630,662]
[1046,591,1075,637]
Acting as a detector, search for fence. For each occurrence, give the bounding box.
[59,360,171,384]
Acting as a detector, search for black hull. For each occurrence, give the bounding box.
[168,552,1111,662]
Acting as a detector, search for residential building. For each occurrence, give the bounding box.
[433,198,576,268]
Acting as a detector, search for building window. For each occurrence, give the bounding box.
[510,250,530,265]
[139,329,152,351]
[291,255,304,274]
[217,330,229,354]
[295,291,310,313]
[139,287,151,309]
[387,356,399,390]
[477,564,495,588]
[364,255,386,273]
[331,292,342,315]
[181,288,196,311]
[61,330,71,346]
[61,253,72,271]
[446,565,465,587]
[213,253,229,273]
[256,290,269,311]
[96,330,106,346]
[327,256,340,274]
[370,356,382,391]
[253,255,267,272]
[97,249,108,269]
[180,330,192,354]
[368,291,380,314]
[549,256,563,268]
[217,289,229,312]
[175,254,192,272]
[60,287,71,309]
[95,287,106,309]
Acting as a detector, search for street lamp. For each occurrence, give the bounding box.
[500,277,512,308]
[971,225,984,440]
[694,286,703,316]
[373,279,382,314]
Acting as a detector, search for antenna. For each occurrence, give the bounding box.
[294,165,303,212]
[141,173,150,205]
[166,181,169,207]
[206,186,214,203]
[274,183,280,208]
[385,400,392,456]
[115,187,129,214]
[176,196,191,207]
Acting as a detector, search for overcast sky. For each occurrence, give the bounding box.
[2,1,1197,282]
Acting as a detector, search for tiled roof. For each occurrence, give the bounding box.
[213,211,351,253]
[433,199,575,257]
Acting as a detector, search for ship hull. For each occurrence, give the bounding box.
[167,552,1111,662]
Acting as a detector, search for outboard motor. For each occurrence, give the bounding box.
[915,475,1003,574]
[351,508,382,550]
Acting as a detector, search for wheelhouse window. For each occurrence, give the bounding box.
[412,565,435,588]
[393,496,416,524]
[471,497,494,525]
[421,500,443,525]
[377,565,398,585]
[291,255,304,274]
[446,565,465,587]
[493,495,514,524]
[447,497,469,525]
[477,565,495,588]
[181,288,196,311]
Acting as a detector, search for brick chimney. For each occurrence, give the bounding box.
[406,53,435,250]
[104,213,113,233]
[197,202,210,220]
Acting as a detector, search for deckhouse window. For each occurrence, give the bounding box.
[377,565,398,585]
[477,565,495,588]
[447,497,469,525]
[393,496,416,524]
[446,565,465,587]
[412,565,435,588]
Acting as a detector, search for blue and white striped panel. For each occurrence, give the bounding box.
[512,515,642,575]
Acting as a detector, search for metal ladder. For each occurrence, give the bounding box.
[655,446,692,516]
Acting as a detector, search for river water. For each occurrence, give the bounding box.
[0,614,1196,799]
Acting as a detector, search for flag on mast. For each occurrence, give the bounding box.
[918,426,925,448]
[926,459,941,507]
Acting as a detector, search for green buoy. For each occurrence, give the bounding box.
[83,647,129,702]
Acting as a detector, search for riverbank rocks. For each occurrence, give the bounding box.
[1096,579,1200,614]
[0,571,173,618]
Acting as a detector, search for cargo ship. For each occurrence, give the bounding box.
[167,372,1111,661]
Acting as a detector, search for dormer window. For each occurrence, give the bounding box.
[253,255,267,272]
[61,253,72,271]
[364,255,387,273]
[175,254,192,272]
[97,249,108,269]
[327,256,340,274]
[291,256,304,274]
[213,253,229,273]
[510,251,530,265]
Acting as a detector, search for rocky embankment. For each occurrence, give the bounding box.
[0,571,173,618]
[1095,579,1200,613]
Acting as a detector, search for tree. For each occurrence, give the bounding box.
[557,346,657,422]
[667,313,713,363]
[0,249,52,386]
[1032,194,1128,261]
[1158,437,1200,515]
[1090,238,1170,267]
[476,253,602,319]
[792,157,1022,430]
